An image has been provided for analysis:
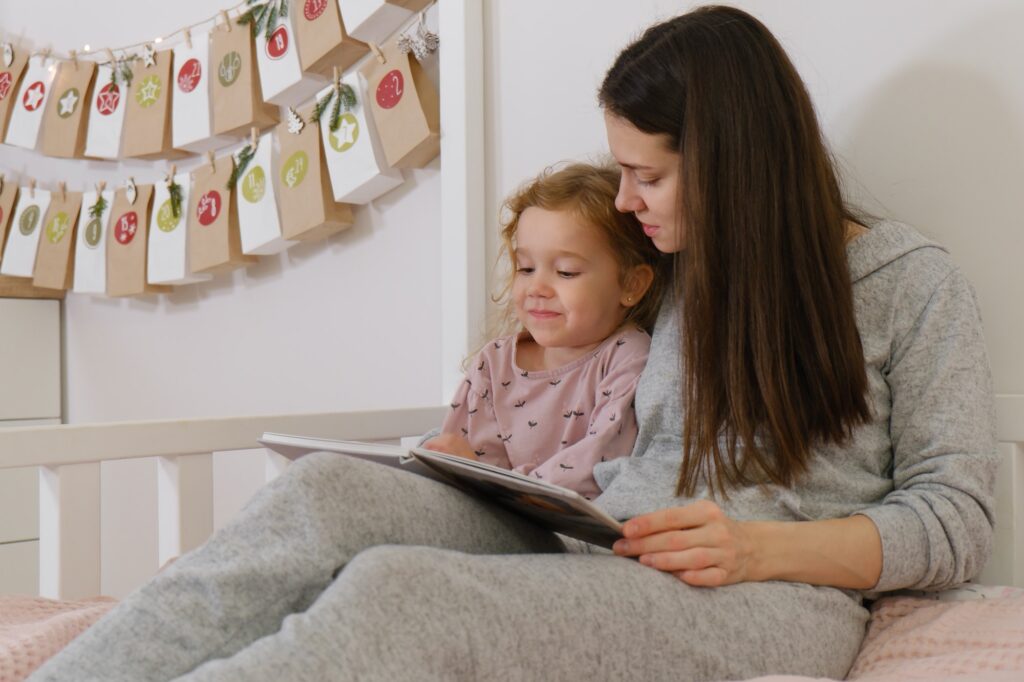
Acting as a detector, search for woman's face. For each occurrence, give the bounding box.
[604,113,683,253]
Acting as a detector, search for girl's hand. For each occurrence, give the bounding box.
[611,500,761,587]
[422,433,478,460]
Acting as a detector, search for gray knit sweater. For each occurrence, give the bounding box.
[593,221,998,594]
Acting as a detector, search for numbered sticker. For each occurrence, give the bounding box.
[281,151,308,189]
[135,75,162,108]
[84,216,103,248]
[114,211,139,244]
[241,166,266,203]
[304,0,328,21]
[57,88,80,118]
[156,200,181,233]
[0,71,13,100]
[19,205,40,236]
[22,81,46,111]
[218,51,241,87]
[266,26,290,60]
[196,191,221,226]
[328,113,360,153]
[177,58,202,93]
[96,82,121,115]
[376,70,404,109]
[45,211,71,244]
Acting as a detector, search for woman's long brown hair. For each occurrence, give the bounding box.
[599,6,872,497]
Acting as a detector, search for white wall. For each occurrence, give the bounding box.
[484,0,1024,395]
[0,1,443,423]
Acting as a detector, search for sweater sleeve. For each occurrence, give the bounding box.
[517,336,649,500]
[439,355,512,470]
[856,267,998,592]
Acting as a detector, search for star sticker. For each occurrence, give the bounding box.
[135,75,161,107]
[142,44,156,68]
[337,117,357,145]
[96,84,120,115]
[58,89,79,116]
[22,81,45,111]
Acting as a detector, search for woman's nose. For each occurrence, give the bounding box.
[615,178,643,213]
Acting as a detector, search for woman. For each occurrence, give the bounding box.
[33,6,996,681]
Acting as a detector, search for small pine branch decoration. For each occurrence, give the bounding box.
[311,83,358,131]
[228,144,257,190]
[238,0,289,40]
[88,195,108,220]
[328,86,342,132]
[168,178,183,219]
[110,57,134,88]
[310,91,332,125]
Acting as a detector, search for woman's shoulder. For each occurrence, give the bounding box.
[847,220,958,288]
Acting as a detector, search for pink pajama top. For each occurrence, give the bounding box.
[439,325,651,500]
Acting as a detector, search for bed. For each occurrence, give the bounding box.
[0,396,1022,680]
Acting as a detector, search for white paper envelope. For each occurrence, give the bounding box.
[4,56,57,149]
[237,133,294,255]
[146,173,212,285]
[254,9,326,105]
[172,31,235,152]
[319,73,403,204]
[341,0,415,44]
[1,189,51,277]
[72,190,114,294]
[83,64,127,159]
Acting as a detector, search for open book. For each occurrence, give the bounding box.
[258,432,624,548]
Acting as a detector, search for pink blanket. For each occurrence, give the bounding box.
[741,586,1024,682]
[0,595,116,682]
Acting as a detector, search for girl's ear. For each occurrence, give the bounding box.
[620,264,654,307]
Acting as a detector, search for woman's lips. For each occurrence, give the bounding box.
[642,223,660,237]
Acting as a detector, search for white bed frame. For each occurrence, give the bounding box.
[0,396,1020,599]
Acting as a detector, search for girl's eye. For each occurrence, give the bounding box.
[557,271,580,279]
[516,267,534,274]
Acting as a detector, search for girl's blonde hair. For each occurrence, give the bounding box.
[490,161,667,340]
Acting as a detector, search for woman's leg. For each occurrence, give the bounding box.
[30,454,565,682]
[175,545,868,682]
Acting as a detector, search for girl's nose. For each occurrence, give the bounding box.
[528,275,553,298]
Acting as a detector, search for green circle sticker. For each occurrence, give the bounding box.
[84,217,103,248]
[156,199,181,232]
[45,211,71,244]
[281,151,308,189]
[328,113,359,153]
[57,87,81,118]
[218,51,242,87]
[241,165,266,203]
[135,75,162,108]
[19,205,40,236]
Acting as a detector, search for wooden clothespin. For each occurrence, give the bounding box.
[220,10,232,32]
[105,48,116,65]
[184,30,193,50]
[368,42,386,65]
[29,178,37,198]
[126,177,137,205]
[0,174,5,195]
[96,180,106,195]
[40,47,52,66]
[250,126,258,149]
[207,150,216,171]
[69,49,79,70]
[59,182,67,203]
[167,164,177,183]
[333,65,340,87]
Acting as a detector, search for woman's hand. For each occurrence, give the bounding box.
[612,500,761,587]
[422,433,478,460]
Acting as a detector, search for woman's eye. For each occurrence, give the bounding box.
[557,271,580,279]
[636,177,658,187]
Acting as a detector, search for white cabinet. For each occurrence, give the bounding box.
[0,297,62,595]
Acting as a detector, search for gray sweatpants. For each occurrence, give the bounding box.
[31,453,868,681]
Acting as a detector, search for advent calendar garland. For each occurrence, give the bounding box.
[0,0,440,298]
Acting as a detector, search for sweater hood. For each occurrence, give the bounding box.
[847,220,948,283]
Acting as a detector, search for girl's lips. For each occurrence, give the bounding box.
[642,223,660,237]
[529,310,560,319]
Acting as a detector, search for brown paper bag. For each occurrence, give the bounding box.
[39,60,97,158]
[211,19,278,137]
[106,184,170,296]
[122,50,184,159]
[0,178,19,258]
[32,188,83,290]
[188,156,256,274]
[361,40,439,169]
[276,104,354,241]
[0,46,29,142]
[388,0,433,9]
[296,0,369,77]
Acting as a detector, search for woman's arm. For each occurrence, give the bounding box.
[612,501,882,589]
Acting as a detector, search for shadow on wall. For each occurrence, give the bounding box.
[836,6,1024,393]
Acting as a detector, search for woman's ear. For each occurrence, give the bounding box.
[620,264,654,307]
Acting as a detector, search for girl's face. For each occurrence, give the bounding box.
[513,207,633,361]
[604,113,683,253]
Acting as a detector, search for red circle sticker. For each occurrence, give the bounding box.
[266,26,290,60]
[197,191,221,226]
[304,0,328,21]
[22,81,46,111]
[0,72,12,100]
[177,58,202,93]
[96,82,121,115]
[114,212,138,245]
[375,70,404,109]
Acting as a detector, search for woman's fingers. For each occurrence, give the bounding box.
[621,499,724,538]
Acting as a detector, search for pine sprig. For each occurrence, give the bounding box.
[88,195,108,220]
[110,57,134,88]
[238,0,289,40]
[311,83,358,131]
[168,179,183,219]
[228,145,257,190]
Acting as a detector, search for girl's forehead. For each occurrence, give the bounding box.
[516,207,613,258]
